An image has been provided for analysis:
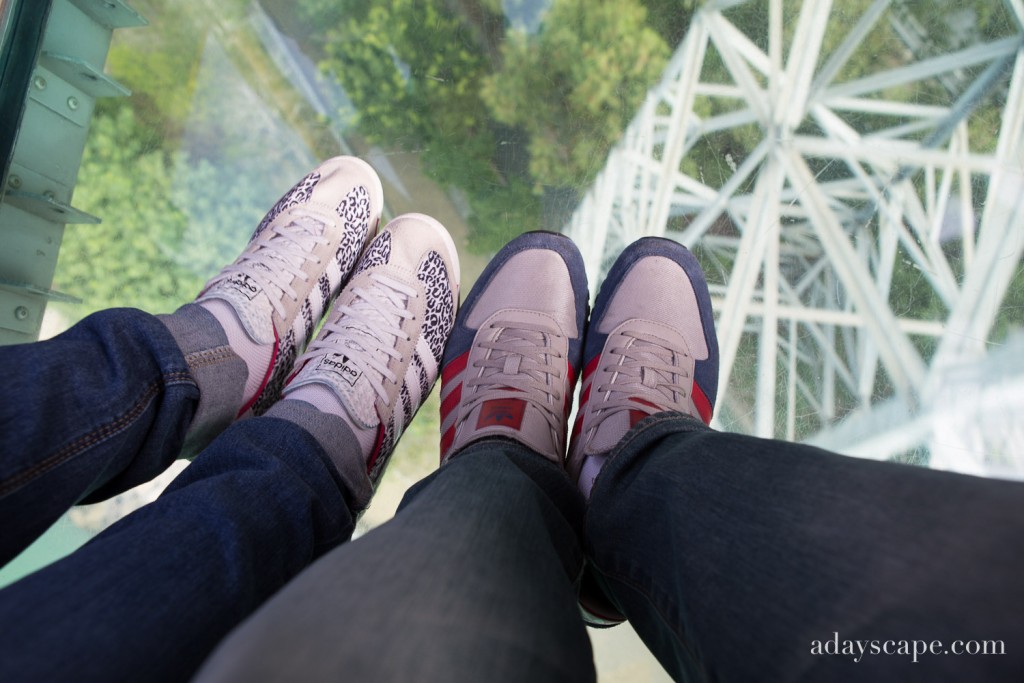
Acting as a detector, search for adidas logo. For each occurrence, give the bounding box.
[476,398,526,430]
[318,352,361,386]
[483,404,516,423]
[227,273,260,300]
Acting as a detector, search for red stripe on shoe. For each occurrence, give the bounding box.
[440,382,462,422]
[441,351,469,385]
[578,384,591,411]
[693,383,713,424]
[572,381,592,440]
[628,396,661,411]
[629,409,649,428]
[440,425,456,459]
[285,357,310,386]
[237,327,280,417]
[365,421,386,475]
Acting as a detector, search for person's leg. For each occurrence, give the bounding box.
[196,231,593,682]
[0,212,455,683]
[195,440,595,683]
[0,157,383,564]
[569,237,1024,681]
[586,416,1024,682]
[0,404,357,683]
[0,305,229,565]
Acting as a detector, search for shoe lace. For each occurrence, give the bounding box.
[589,331,691,433]
[463,319,567,433]
[299,272,417,405]
[212,211,331,319]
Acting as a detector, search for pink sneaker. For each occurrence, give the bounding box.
[285,214,460,487]
[568,236,719,627]
[438,232,589,464]
[197,156,384,416]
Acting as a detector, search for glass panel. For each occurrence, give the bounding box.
[48,0,1024,466]
[20,1,1024,675]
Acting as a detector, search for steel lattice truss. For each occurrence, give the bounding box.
[564,0,1024,475]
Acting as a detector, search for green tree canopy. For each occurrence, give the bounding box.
[482,0,669,190]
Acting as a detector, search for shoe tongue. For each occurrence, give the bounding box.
[202,276,276,344]
[462,397,559,461]
[346,300,394,342]
[589,411,630,453]
[290,287,405,429]
[291,345,378,428]
[585,336,678,453]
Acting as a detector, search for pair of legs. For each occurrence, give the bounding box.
[3,312,1021,682]
[1,156,1022,681]
[197,225,1024,681]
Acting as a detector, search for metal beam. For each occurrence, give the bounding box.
[715,155,785,414]
[781,150,928,397]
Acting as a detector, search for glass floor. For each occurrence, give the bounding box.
[1,1,1022,679]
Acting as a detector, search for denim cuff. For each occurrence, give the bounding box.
[588,411,710,506]
[158,303,247,459]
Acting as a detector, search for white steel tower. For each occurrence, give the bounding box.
[564,0,1024,476]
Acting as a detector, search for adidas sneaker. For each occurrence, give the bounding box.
[439,232,588,464]
[285,214,460,486]
[196,156,384,416]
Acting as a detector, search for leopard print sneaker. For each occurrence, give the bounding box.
[196,156,384,417]
[284,214,460,488]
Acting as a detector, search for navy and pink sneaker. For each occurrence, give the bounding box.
[568,237,720,493]
[567,236,720,626]
[438,232,589,465]
[569,237,720,499]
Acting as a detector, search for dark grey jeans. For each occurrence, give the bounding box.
[196,416,1024,682]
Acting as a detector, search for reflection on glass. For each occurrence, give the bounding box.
[45,0,1024,519]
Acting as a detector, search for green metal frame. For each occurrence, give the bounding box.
[0,0,53,185]
[0,0,145,344]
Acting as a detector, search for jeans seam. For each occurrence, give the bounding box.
[182,346,237,372]
[0,371,192,497]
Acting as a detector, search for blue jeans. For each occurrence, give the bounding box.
[0,309,354,681]
[0,308,202,565]
[2,310,1023,682]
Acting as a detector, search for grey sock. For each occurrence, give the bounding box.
[159,303,248,459]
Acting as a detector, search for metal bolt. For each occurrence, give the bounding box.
[33,75,46,90]
[67,96,79,111]
[8,175,21,189]
[43,190,56,201]
[14,306,29,321]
